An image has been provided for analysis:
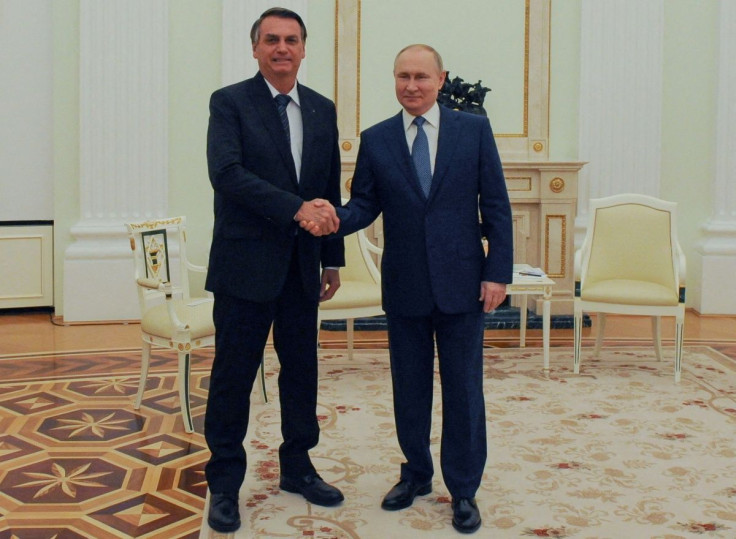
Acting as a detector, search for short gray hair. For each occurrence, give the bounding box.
[394,44,444,73]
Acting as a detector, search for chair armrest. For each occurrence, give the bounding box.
[364,241,383,256]
[136,277,178,296]
[137,277,166,291]
[186,261,208,274]
[676,242,687,286]
[574,249,582,281]
[137,278,188,329]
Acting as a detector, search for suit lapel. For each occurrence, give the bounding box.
[382,112,427,201]
[251,73,298,188]
[428,106,461,202]
[298,84,316,192]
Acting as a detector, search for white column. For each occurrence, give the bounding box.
[63,1,168,321]
[576,0,664,244]
[222,0,309,86]
[694,0,736,314]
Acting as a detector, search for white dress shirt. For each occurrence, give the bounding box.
[265,79,303,181]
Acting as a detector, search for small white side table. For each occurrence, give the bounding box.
[506,264,556,370]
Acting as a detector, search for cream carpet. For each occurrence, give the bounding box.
[200,346,736,538]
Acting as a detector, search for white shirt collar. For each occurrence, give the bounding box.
[402,102,440,131]
[264,78,301,107]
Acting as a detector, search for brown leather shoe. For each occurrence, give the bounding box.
[381,479,432,511]
[452,497,481,534]
[280,473,344,506]
[207,492,240,533]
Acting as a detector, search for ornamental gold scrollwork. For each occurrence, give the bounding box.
[345,177,353,192]
[533,142,544,152]
[341,141,352,151]
[127,217,183,231]
[549,177,565,193]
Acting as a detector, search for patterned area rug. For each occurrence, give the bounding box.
[1,346,735,538]
[200,346,736,539]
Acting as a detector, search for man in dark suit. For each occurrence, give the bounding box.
[204,7,345,534]
[303,43,513,534]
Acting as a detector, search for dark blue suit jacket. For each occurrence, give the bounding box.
[338,106,513,317]
[205,72,344,303]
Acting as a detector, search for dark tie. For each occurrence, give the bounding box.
[412,116,432,197]
[274,94,291,144]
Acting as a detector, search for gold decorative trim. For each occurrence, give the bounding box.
[341,141,353,151]
[127,217,183,231]
[335,0,361,141]
[505,177,533,192]
[341,0,529,139]
[549,177,565,193]
[334,2,339,106]
[523,0,529,137]
[544,214,567,278]
[533,142,544,152]
[356,0,361,137]
[345,177,353,191]
[497,0,530,139]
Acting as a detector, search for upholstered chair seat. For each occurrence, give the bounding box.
[140,300,215,340]
[581,280,679,306]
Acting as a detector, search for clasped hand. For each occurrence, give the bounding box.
[296,199,338,236]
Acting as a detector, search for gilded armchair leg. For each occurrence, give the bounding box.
[178,351,194,433]
[135,340,152,409]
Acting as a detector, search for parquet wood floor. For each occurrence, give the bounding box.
[0,309,734,537]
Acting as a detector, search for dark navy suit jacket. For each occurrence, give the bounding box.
[205,72,344,303]
[338,105,513,316]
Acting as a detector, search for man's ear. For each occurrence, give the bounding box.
[438,71,447,89]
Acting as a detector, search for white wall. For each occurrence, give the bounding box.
[0,0,54,221]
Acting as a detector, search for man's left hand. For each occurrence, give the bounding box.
[479,281,507,313]
[320,268,341,302]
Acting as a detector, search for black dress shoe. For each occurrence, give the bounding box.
[207,492,240,533]
[381,479,432,511]
[280,473,344,506]
[452,497,481,534]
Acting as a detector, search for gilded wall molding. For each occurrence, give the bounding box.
[334,0,550,162]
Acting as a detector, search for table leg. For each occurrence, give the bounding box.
[519,295,528,348]
[543,295,550,371]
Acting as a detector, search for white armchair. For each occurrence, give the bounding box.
[318,226,383,359]
[126,216,266,433]
[573,194,686,381]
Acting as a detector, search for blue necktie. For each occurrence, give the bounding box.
[274,94,291,144]
[412,116,432,197]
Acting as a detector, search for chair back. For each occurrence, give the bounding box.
[580,194,680,303]
[340,228,381,285]
[126,216,192,308]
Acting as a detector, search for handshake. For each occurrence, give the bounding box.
[295,199,339,237]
